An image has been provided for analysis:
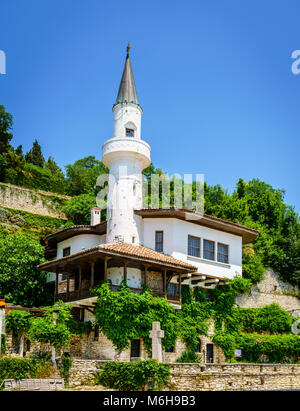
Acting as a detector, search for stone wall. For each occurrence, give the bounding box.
[67,359,300,390]
[0,182,70,219]
[236,268,300,315]
[169,363,300,391]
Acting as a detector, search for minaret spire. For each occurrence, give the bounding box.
[115,45,140,106]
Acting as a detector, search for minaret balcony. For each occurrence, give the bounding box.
[102,137,151,169]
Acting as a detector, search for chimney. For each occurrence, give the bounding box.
[91,207,101,226]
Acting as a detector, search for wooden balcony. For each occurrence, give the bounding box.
[55,283,181,304]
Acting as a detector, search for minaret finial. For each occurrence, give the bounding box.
[126,43,131,55]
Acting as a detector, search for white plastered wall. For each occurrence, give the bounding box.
[142,218,242,279]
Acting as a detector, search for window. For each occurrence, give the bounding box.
[155,231,163,252]
[217,243,229,264]
[126,128,134,137]
[188,235,200,257]
[165,347,174,353]
[63,247,71,257]
[195,338,202,353]
[167,283,179,295]
[203,240,215,260]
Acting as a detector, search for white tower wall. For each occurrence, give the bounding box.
[102,103,150,245]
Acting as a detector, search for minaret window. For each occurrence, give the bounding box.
[126,128,135,137]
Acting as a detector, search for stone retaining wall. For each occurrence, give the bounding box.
[68,359,300,390]
[169,363,300,391]
[0,182,70,219]
[236,269,300,315]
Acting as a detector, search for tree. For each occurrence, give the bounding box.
[6,310,31,356]
[65,156,108,196]
[45,156,65,179]
[15,145,23,156]
[25,139,45,168]
[0,233,51,307]
[0,105,13,155]
[62,193,97,225]
[28,301,72,365]
[2,149,26,185]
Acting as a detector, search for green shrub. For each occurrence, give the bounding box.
[58,355,73,385]
[235,308,259,333]
[0,207,11,223]
[176,351,202,363]
[213,331,236,360]
[1,334,6,355]
[181,285,192,304]
[0,356,54,386]
[236,333,300,363]
[9,214,25,226]
[96,360,170,391]
[253,303,292,334]
[193,287,206,302]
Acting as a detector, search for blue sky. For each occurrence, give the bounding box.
[0,0,299,212]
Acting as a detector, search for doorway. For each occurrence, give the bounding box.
[130,339,141,360]
[206,344,214,363]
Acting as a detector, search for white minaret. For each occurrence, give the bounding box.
[102,45,151,245]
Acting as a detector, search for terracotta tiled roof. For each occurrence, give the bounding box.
[38,242,197,272]
[99,243,197,270]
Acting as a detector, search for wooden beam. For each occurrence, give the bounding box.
[90,262,95,289]
[143,264,150,287]
[179,272,182,303]
[67,274,70,299]
[55,268,59,302]
[123,260,128,285]
[163,269,167,298]
[104,257,110,283]
[78,266,82,291]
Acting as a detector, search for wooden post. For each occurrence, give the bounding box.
[78,266,82,298]
[67,274,70,300]
[163,269,167,298]
[123,260,128,285]
[144,264,149,287]
[55,269,59,302]
[90,262,95,289]
[179,272,182,303]
[104,257,109,283]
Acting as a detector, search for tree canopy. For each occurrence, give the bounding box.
[0,232,52,306]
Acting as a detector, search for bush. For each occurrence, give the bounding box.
[9,214,25,226]
[176,351,202,363]
[96,360,170,391]
[58,355,73,385]
[236,333,300,363]
[1,334,6,354]
[0,207,11,223]
[213,331,236,360]
[253,303,293,334]
[0,356,54,386]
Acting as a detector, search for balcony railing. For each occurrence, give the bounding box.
[56,284,180,303]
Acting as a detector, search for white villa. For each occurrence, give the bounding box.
[38,47,259,361]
